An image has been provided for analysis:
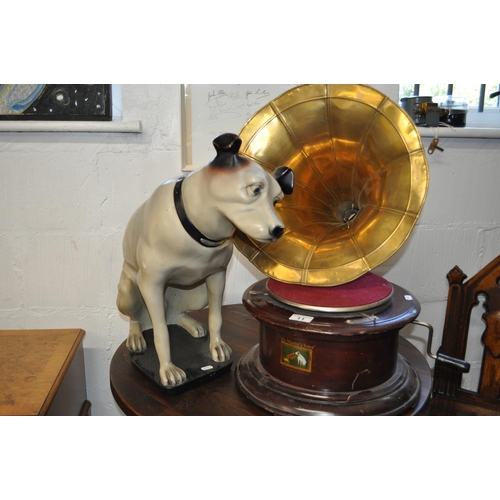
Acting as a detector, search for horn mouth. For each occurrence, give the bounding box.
[234,84,429,287]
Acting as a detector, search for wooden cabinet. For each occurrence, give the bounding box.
[0,329,90,416]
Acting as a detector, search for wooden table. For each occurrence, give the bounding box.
[110,305,432,416]
[0,329,90,416]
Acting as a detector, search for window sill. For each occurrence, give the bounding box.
[418,126,500,139]
[0,120,142,133]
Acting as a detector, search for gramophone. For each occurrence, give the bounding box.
[232,84,432,416]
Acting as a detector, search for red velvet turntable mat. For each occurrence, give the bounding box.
[266,273,394,312]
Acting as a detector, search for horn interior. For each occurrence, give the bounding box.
[233,84,429,286]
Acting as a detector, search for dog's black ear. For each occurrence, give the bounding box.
[273,166,294,195]
[210,133,248,169]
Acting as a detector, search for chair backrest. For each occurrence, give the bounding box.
[432,254,500,412]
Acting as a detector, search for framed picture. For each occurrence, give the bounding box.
[0,84,112,121]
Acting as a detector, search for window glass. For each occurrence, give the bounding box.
[400,84,500,108]
[399,84,500,128]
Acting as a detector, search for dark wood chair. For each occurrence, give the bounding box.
[424,254,500,415]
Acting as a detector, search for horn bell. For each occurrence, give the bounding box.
[233,84,429,286]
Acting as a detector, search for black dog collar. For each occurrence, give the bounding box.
[173,177,227,248]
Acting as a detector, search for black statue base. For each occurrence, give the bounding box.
[129,326,232,395]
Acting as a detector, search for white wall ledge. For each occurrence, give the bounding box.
[0,120,142,133]
[1,120,496,139]
[417,126,500,139]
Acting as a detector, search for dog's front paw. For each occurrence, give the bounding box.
[210,339,232,363]
[159,362,187,387]
[126,329,147,353]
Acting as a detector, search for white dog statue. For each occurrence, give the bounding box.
[117,133,293,387]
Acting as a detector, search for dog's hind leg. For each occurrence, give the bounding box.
[117,266,150,353]
[165,284,209,338]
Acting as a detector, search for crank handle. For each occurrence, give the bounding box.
[412,320,470,373]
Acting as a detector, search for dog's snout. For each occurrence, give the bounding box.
[270,225,285,239]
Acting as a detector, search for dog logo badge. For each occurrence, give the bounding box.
[280,340,313,373]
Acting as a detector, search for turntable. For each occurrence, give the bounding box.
[233,84,432,415]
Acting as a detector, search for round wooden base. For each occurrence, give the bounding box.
[236,344,421,416]
[235,278,426,416]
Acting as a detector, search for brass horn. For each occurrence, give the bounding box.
[234,84,429,286]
